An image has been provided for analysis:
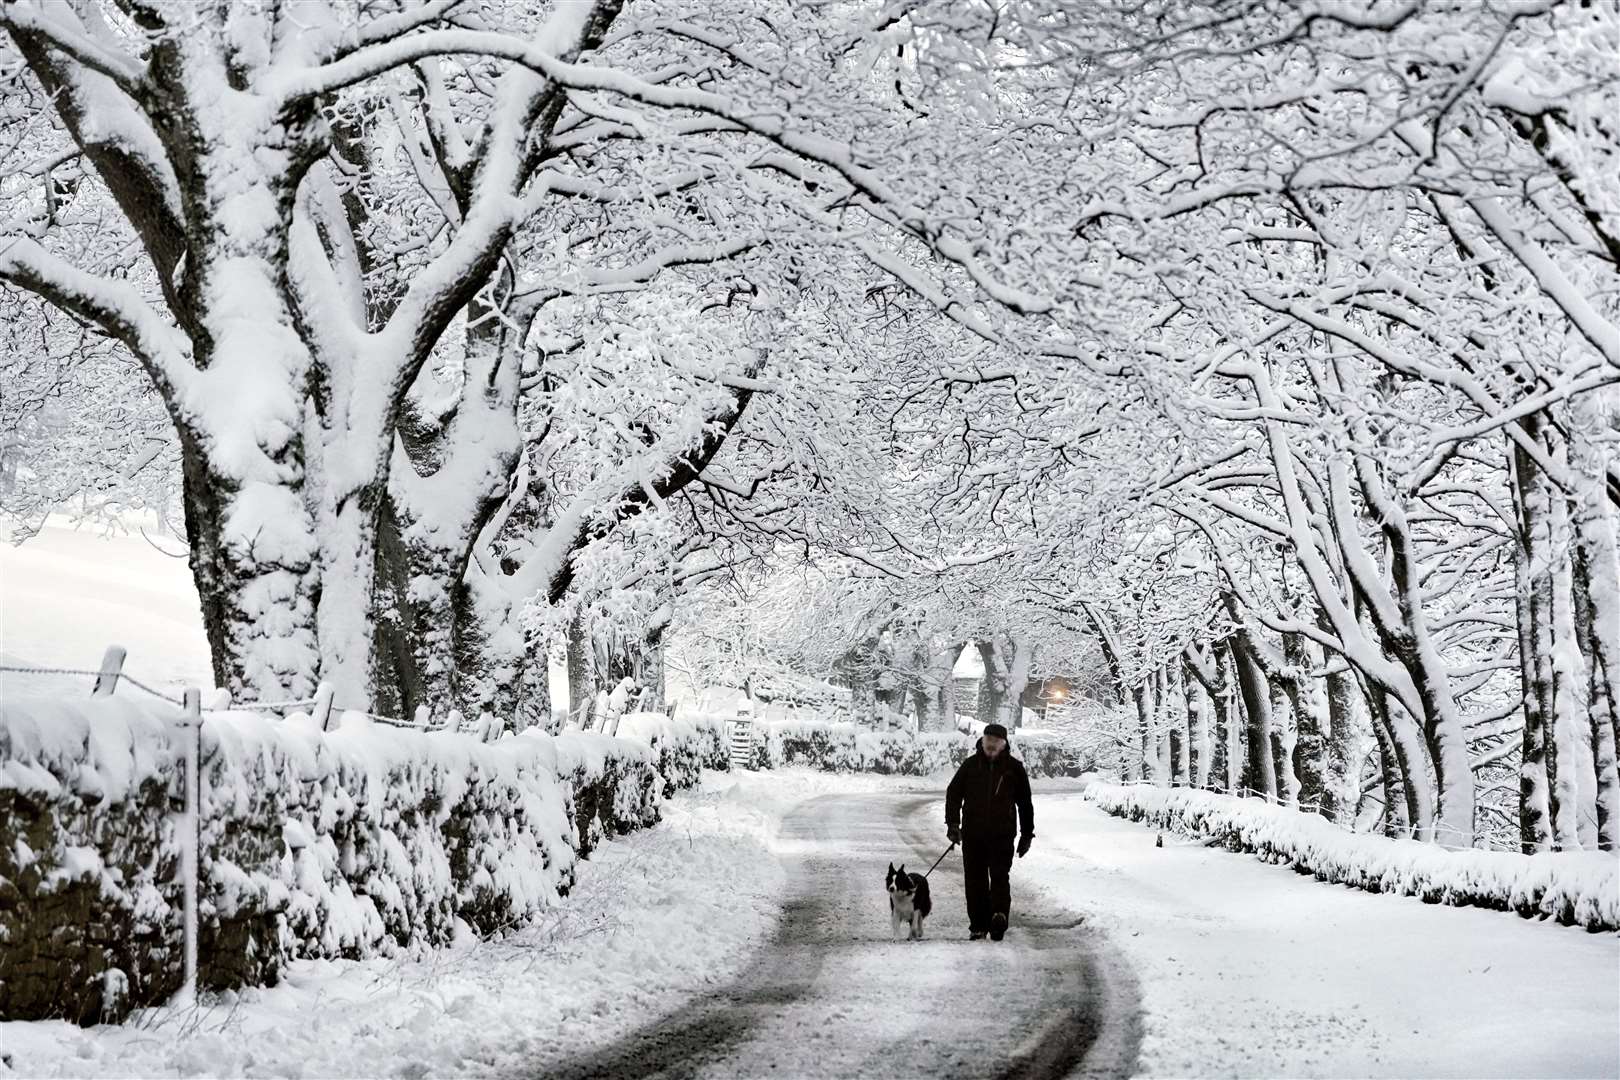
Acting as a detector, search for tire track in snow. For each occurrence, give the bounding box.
[532,790,1139,1080]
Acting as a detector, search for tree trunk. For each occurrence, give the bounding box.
[1210,642,1238,792]
[1131,681,1155,784]
[1354,452,1476,847]
[1158,676,1173,782]
[566,612,594,727]
[1229,627,1278,800]
[1000,634,1033,730]
[1165,662,1188,786]
[976,640,1003,727]
[374,301,525,722]
[1571,446,1620,850]
[181,442,323,704]
[1285,629,1331,815]
[631,623,668,712]
[1369,710,1409,838]
[369,498,422,720]
[1181,655,1211,788]
[942,661,959,734]
[1319,643,1367,825]
[1270,674,1296,806]
[1549,470,1596,848]
[1511,436,1555,850]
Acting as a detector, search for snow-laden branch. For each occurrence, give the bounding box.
[262,25,1049,317]
[1242,290,1571,486]
[0,236,191,395]
[345,0,472,57]
[1392,121,1619,370]
[512,235,765,307]
[508,351,765,607]
[0,2,146,92]
[1463,194,1620,370]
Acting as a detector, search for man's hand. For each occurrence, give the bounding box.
[1017,834,1033,858]
[947,826,961,845]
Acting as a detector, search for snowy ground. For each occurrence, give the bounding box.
[0,519,212,694]
[0,770,915,1079]
[544,788,1135,1079]
[1015,787,1620,1079]
[4,760,1614,1078]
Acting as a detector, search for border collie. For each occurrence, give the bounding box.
[886,862,932,941]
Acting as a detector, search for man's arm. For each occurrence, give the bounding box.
[1017,763,1035,838]
[945,761,965,835]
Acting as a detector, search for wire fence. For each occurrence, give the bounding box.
[0,660,186,707]
[0,647,458,734]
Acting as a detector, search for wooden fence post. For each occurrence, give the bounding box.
[92,645,127,696]
[180,687,201,1005]
[312,681,335,731]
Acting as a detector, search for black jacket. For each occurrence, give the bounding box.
[945,740,1034,840]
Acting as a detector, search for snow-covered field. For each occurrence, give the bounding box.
[1017,788,1620,1079]
[0,520,581,708]
[0,770,915,1079]
[0,520,212,694]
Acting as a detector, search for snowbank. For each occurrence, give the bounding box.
[0,770,810,1079]
[1088,783,1620,931]
[0,695,720,1023]
[1019,792,1620,1077]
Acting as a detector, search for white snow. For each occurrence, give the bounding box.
[1016,789,1620,1079]
[0,769,909,1079]
[0,515,576,712]
[1088,783,1619,929]
[0,518,213,695]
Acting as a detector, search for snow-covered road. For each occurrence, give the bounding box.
[536,791,1140,1079]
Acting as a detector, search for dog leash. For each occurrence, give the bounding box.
[923,841,957,879]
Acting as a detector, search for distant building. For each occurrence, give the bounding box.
[950,643,983,724]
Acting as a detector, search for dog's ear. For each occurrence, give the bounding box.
[888,862,895,874]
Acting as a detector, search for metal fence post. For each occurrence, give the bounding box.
[180,687,201,1005]
[92,645,126,696]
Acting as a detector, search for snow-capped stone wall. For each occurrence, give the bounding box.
[1088,783,1620,932]
[0,697,727,1024]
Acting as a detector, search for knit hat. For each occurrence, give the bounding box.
[982,723,1009,741]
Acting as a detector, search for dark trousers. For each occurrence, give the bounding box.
[961,833,1015,930]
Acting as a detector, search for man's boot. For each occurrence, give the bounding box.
[990,913,1008,941]
[969,929,986,940]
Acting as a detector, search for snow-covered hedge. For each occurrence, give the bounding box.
[756,720,966,774]
[0,696,718,1024]
[737,719,1087,778]
[1088,783,1620,932]
[616,712,730,794]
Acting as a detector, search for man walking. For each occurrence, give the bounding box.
[945,723,1034,941]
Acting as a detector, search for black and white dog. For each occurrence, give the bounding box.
[886,862,932,941]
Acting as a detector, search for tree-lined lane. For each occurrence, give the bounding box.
[534,791,1139,1080]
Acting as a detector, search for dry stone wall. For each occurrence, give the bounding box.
[0,697,725,1023]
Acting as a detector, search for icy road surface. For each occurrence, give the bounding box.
[536,791,1142,1079]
